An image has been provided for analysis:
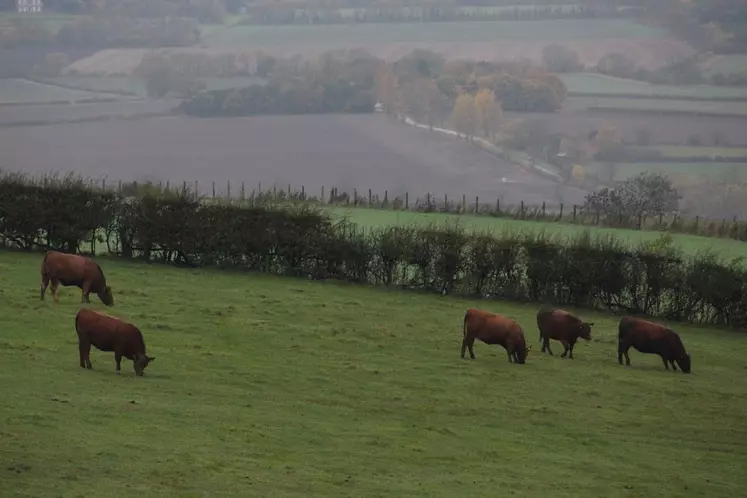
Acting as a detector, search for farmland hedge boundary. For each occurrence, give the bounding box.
[2,173,747,331]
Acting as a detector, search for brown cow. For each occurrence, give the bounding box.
[461,308,531,364]
[537,307,594,359]
[41,250,114,306]
[75,308,154,376]
[618,316,691,373]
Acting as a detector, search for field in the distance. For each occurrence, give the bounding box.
[1,251,745,497]
[560,73,747,99]
[327,206,747,260]
[0,114,589,207]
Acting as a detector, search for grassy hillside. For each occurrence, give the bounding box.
[586,161,747,186]
[564,95,747,116]
[325,206,747,260]
[1,251,746,497]
[0,79,126,105]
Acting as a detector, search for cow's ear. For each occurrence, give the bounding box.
[588,322,595,327]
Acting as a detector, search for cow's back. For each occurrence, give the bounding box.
[44,251,89,284]
[76,308,143,353]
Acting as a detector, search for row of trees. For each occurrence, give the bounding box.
[542,44,747,86]
[178,49,567,119]
[2,173,747,330]
[239,5,635,26]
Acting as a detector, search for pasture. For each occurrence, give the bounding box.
[560,73,747,100]
[1,251,746,496]
[564,96,747,117]
[586,161,747,186]
[0,78,123,106]
[201,19,690,68]
[326,206,747,260]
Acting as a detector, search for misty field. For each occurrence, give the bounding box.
[587,161,747,185]
[565,96,747,116]
[560,73,747,99]
[201,19,690,68]
[0,78,120,105]
[1,251,746,497]
[326,206,747,260]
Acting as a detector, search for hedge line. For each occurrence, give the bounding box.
[1,173,746,330]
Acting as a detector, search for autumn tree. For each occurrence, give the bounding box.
[541,44,583,73]
[375,62,399,116]
[474,87,502,140]
[451,93,477,141]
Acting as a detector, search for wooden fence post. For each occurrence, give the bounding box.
[559,203,563,219]
[368,189,372,207]
[212,182,215,198]
[354,188,358,205]
[321,186,325,204]
[444,193,447,210]
[475,196,479,213]
[195,181,199,201]
[520,200,524,219]
[301,185,305,200]
[384,190,388,206]
[241,182,246,201]
[573,204,577,221]
[462,194,466,213]
[102,179,106,191]
[496,198,500,214]
[406,192,409,210]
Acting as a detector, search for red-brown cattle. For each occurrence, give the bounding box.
[618,316,691,373]
[75,308,154,376]
[537,307,594,359]
[41,251,114,306]
[462,308,531,364]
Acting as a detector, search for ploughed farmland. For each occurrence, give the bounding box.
[0,251,745,497]
[0,114,589,207]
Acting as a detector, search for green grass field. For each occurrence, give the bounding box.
[1,251,746,497]
[325,206,747,260]
[586,162,747,186]
[643,146,747,159]
[564,95,747,116]
[0,79,121,105]
[560,73,747,100]
[203,19,666,47]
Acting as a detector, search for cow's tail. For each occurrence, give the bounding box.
[463,310,469,339]
[41,250,51,277]
[74,309,83,336]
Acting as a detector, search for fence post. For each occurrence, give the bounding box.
[427,193,431,210]
[368,189,372,207]
[384,190,388,206]
[321,186,325,204]
[183,180,187,195]
[559,203,563,219]
[475,196,479,213]
[287,184,291,198]
[695,215,699,232]
[166,180,170,192]
[496,198,500,214]
[241,182,246,201]
[212,182,215,198]
[572,204,577,221]
[89,179,93,190]
[102,178,106,191]
[301,185,305,200]
[542,201,546,218]
[227,181,231,199]
[406,192,409,210]
[520,200,524,219]
[195,181,199,201]
[354,188,358,206]
[118,180,122,194]
[272,185,276,200]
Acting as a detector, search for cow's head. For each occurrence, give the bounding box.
[98,286,114,307]
[578,322,594,341]
[515,344,532,364]
[133,353,155,376]
[676,353,691,374]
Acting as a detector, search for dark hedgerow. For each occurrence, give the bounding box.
[2,173,747,331]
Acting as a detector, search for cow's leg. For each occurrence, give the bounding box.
[115,352,122,375]
[40,275,49,301]
[670,359,678,371]
[81,281,91,304]
[661,356,670,370]
[462,334,476,360]
[560,341,570,358]
[618,341,631,366]
[507,348,514,363]
[568,340,576,360]
[50,279,60,303]
[543,337,554,356]
[79,340,92,369]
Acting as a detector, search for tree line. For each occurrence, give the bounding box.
[178,50,567,120]
[2,172,747,331]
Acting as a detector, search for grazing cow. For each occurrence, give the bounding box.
[537,307,594,359]
[75,308,154,376]
[618,316,691,373]
[41,250,114,306]
[461,308,531,364]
